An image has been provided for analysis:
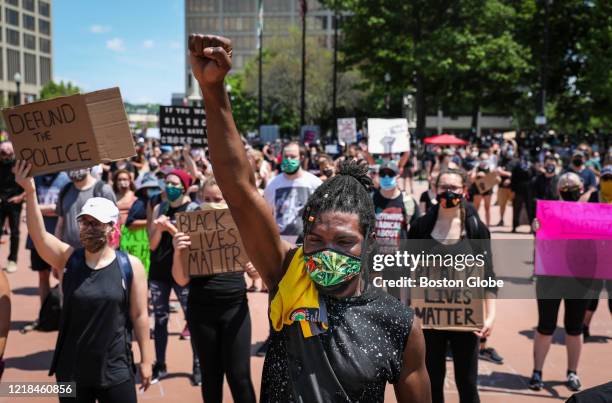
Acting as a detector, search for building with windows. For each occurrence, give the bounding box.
[0,0,52,105]
[185,0,334,96]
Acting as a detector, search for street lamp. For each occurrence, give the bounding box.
[384,73,391,114]
[13,72,22,105]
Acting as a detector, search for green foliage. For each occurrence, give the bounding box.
[39,80,81,100]
[241,28,366,137]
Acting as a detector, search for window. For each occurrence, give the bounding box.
[307,16,328,31]
[186,0,217,13]
[264,16,291,32]
[39,37,50,53]
[39,18,50,35]
[24,53,36,84]
[224,0,255,12]
[23,0,35,12]
[223,17,254,32]
[24,33,36,49]
[0,48,3,80]
[39,1,50,17]
[263,0,290,12]
[40,56,51,85]
[23,14,35,31]
[6,8,19,26]
[7,28,20,46]
[7,49,21,81]
[5,0,18,6]
[187,16,220,32]
[232,35,256,50]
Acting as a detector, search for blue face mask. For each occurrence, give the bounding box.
[379,175,397,190]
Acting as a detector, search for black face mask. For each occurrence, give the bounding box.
[572,158,583,167]
[322,168,334,177]
[436,190,463,209]
[560,189,581,202]
[545,164,556,174]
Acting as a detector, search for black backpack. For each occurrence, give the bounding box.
[36,285,62,331]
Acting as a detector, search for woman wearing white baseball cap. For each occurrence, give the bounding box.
[13,160,152,402]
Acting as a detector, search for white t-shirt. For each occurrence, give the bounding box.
[264,171,322,236]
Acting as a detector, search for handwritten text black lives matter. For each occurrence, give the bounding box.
[176,209,249,277]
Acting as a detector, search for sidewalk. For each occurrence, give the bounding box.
[1,183,610,402]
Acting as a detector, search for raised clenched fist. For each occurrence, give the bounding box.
[188,34,233,87]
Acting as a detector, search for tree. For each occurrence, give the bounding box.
[242,28,366,137]
[39,80,81,100]
[324,0,533,136]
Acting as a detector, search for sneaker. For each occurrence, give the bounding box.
[528,371,543,391]
[479,347,504,364]
[566,372,581,392]
[5,261,17,273]
[151,362,167,384]
[191,365,202,386]
[445,346,453,361]
[180,325,191,340]
[256,337,271,357]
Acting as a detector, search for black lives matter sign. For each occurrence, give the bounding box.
[159,105,207,146]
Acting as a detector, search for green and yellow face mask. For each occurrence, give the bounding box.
[304,249,361,287]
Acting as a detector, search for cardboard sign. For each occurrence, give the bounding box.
[474,172,499,194]
[411,266,484,331]
[159,105,207,146]
[176,208,249,277]
[2,87,135,175]
[119,226,151,274]
[535,200,612,280]
[367,118,410,154]
[337,117,357,144]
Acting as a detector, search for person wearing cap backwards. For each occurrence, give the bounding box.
[148,169,201,385]
[529,172,595,392]
[13,161,152,401]
[188,33,431,403]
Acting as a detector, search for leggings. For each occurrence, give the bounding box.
[187,296,256,403]
[59,379,136,403]
[0,201,21,262]
[423,330,480,403]
[149,279,198,366]
[537,298,589,336]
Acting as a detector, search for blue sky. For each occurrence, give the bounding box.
[53,0,184,104]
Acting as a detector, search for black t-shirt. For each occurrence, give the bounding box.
[533,174,559,201]
[373,190,415,254]
[0,160,23,201]
[419,190,436,214]
[149,202,193,283]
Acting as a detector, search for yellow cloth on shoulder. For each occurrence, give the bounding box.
[269,247,328,338]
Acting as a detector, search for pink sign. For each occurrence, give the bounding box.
[535,200,612,279]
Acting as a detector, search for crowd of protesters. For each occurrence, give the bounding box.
[0,37,610,402]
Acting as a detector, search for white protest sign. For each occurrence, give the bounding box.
[367,118,410,154]
[337,118,357,144]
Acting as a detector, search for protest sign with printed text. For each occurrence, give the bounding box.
[535,200,612,280]
[159,105,207,146]
[2,87,135,175]
[367,118,410,154]
[337,118,357,144]
[176,208,249,277]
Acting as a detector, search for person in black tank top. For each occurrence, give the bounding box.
[148,169,200,385]
[14,160,152,402]
[189,35,431,402]
[172,178,256,403]
[408,168,498,403]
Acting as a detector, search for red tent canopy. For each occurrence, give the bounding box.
[424,134,468,146]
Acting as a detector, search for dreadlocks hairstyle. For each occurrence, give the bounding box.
[302,159,375,237]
